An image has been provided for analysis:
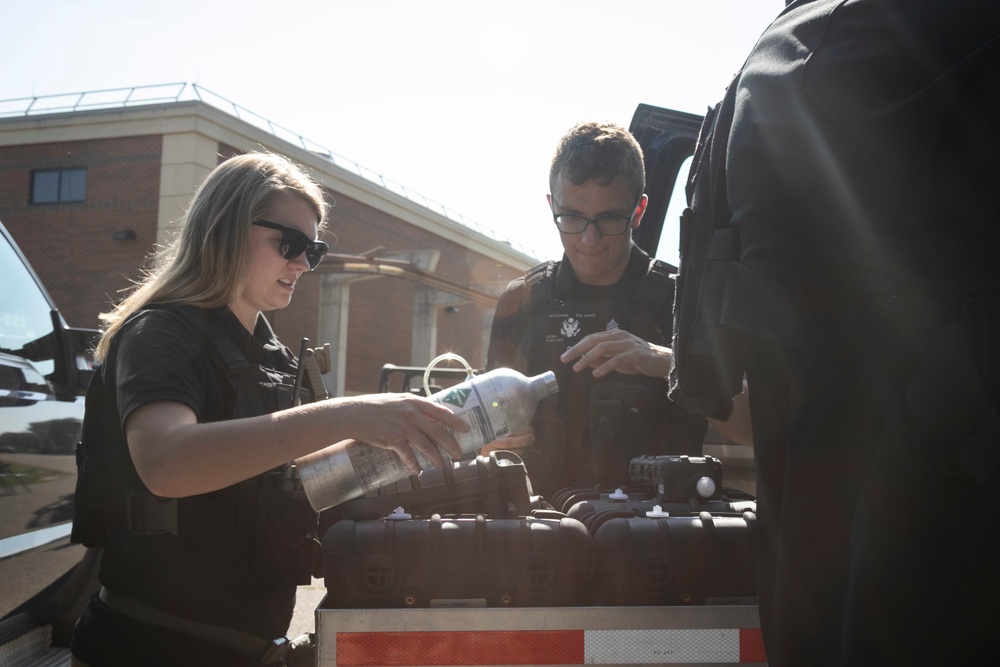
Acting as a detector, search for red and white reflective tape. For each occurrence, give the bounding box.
[334,627,766,665]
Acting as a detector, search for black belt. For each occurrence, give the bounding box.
[99,587,289,665]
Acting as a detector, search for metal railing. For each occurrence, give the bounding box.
[0,83,539,259]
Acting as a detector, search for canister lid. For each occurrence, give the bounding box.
[608,488,629,502]
[646,505,671,519]
[386,506,412,520]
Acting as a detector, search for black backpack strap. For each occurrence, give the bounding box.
[172,306,252,379]
[522,260,558,316]
[633,258,677,342]
[669,71,747,421]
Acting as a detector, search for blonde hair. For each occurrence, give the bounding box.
[95,152,328,361]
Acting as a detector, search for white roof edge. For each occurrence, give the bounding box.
[0,100,538,269]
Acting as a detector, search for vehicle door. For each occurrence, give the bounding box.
[0,219,100,658]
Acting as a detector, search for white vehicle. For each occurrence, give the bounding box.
[0,219,99,666]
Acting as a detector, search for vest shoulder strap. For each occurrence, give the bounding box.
[523,260,558,315]
[669,70,747,421]
[633,258,676,340]
[171,306,252,378]
[519,257,674,338]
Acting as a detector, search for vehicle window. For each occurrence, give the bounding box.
[652,155,692,269]
[0,233,56,376]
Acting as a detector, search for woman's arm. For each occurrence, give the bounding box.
[126,393,469,498]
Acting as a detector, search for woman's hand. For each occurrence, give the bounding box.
[338,393,469,473]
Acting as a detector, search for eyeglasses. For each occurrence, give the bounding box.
[551,198,642,236]
[252,220,329,270]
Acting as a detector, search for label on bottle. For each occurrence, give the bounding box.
[346,442,411,494]
[433,377,510,454]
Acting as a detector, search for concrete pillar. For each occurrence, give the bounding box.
[411,286,472,366]
[480,308,495,369]
[317,250,475,391]
[411,285,438,367]
[318,275,353,397]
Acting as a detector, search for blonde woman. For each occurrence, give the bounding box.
[70,153,465,666]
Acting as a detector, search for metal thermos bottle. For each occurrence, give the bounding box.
[297,367,558,512]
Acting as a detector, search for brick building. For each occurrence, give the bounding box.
[0,87,534,396]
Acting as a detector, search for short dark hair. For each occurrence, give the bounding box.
[549,121,645,202]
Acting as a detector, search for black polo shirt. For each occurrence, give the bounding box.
[94,305,298,639]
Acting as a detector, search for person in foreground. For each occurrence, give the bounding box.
[69,152,467,666]
[484,121,748,500]
[675,1,999,664]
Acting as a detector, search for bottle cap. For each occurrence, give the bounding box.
[536,371,559,398]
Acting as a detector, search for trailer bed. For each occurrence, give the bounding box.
[315,602,765,667]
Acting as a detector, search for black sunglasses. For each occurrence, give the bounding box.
[252,220,329,271]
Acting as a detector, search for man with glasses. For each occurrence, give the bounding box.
[484,121,708,500]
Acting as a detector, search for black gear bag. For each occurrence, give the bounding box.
[667,73,747,422]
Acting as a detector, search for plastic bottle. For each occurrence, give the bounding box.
[297,366,558,512]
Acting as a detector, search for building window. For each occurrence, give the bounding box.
[31,168,86,204]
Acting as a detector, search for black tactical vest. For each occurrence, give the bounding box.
[513,259,707,495]
[71,306,319,585]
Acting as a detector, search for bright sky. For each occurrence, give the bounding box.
[2,0,782,265]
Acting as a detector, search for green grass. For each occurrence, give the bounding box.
[0,461,70,485]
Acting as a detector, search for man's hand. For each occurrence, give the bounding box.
[560,329,672,379]
[561,330,755,447]
[479,426,534,456]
